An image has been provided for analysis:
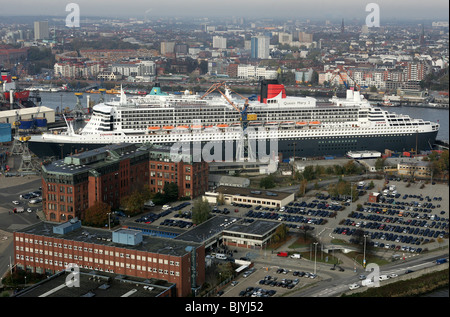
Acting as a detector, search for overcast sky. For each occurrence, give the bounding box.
[2,0,449,20]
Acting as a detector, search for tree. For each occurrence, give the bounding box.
[375,158,386,171]
[298,179,308,196]
[260,175,276,189]
[163,182,179,202]
[83,201,111,227]
[191,198,211,225]
[344,160,360,175]
[271,224,289,243]
[121,185,153,215]
[303,165,316,181]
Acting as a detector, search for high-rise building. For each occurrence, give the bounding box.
[34,21,49,40]
[160,41,175,56]
[298,32,313,43]
[251,36,270,59]
[212,36,227,49]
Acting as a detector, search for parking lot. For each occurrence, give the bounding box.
[127,177,448,258]
[332,179,449,254]
[219,259,323,297]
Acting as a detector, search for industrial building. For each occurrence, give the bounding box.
[0,106,55,129]
[222,220,282,249]
[13,219,205,297]
[13,268,176,297]
[146,144,209,199]
[203,186,295,208]
[41,143,150,223]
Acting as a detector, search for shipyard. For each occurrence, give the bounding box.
[0,0,448,303]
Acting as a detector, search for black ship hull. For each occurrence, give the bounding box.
[28,130,439,161]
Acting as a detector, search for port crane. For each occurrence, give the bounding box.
[329,68,361,92]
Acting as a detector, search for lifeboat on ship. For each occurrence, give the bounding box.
[248,121,263,127]
[162,125,174,131]
[176,125,189,131]
[296,121,308,128]
[191,124,203,130]
[147,126,161,132]
[265,121,278,127]
[280,121,295,128]
[216,124,229,129]
[230,122,241,130]
[309,121,321,128]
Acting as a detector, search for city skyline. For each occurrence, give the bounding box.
[1,0,449,20]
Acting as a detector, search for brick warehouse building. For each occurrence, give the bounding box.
[146,145,209,199]
[13,220,205,297]
[41,143,209,223]
[41,144,150,223]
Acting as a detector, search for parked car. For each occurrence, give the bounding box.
[349,283,360,290]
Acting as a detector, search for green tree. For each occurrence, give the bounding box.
[303,165,316,181]
[344,160,359,175]
[82,201,111,227]
[260,175,276,189]
[271,224,289,243]
[375,158,386,171]
[192,198,211,225]
[163,182,179,202]
[121,185,153,215]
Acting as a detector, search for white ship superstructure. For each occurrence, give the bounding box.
[28,81,440,160]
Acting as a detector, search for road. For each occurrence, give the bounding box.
[0,175,42,283]
[291,251,449,297]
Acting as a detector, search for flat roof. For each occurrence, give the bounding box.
[16,222,202,257]
[13,269,174,298]
[175,215,240,243]
[223,220,281,237]
[214,185,293,201]
[42,143,147,175]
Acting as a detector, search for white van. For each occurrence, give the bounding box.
[378,274,390,281]
[290,253,301,259]
[215,253,227,260]
[162,205,171,210]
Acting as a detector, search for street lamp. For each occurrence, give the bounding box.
[363,234,368,268]
[313,242,319,274]
[107,212,111,230]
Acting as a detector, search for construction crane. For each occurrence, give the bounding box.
[329,68,361,92]
[201,82,253,130]
[200,82,256,161]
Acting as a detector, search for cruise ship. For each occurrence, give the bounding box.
[26,80,440,161]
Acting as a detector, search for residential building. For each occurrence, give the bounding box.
[213,36,227,49]
[298,31,313,44]
[97,71,123,81]
[34,21,49,40]
[251,36,270,59]
[54,60,106,79]
[237,64,277,80]
[295,68,314,83]
[161,41,175,56]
